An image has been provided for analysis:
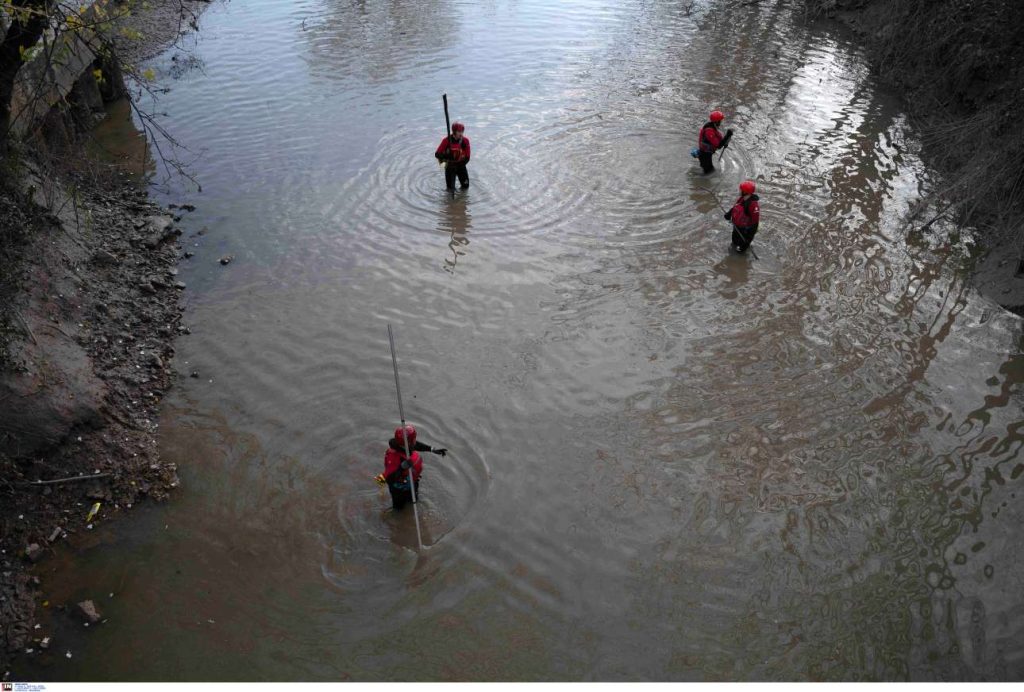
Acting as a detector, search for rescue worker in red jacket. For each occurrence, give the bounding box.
[434,122,471,191]
[724,180,760,253]
[696,110,733,174]
[376,424,448,510]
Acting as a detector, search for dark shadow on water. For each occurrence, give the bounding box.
[711,249,752,299]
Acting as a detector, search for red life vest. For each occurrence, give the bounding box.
[436,134,471,163]
[698,122,723,153]
[384,448,423,483]
[730,194,760,228]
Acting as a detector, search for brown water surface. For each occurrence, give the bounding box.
[18,0,1024,681]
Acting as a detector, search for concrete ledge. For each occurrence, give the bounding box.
[9,1,126,138]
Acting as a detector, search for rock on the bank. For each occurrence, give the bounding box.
[76,600,102,624]
[0,323,106,460]
[142,215,178,249]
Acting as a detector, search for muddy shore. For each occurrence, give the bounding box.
[0,0,212,677]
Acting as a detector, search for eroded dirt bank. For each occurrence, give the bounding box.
[1,0,212,676]
[0,169,185,672]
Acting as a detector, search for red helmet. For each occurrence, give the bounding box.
[394,424,417,448]
[709,110,724,123]
[739,180,756,194]
[451,122,465,132]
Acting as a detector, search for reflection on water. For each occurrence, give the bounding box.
[16,0,1024,682]
[440,193,472,273]
[711,253,752,300]
[85,98,155,184]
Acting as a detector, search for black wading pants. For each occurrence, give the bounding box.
[732,224,758,252]
[698,151,715,174]
[388,479,421,510]
[445,163,469,190]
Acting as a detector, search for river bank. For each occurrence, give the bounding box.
[0,0,211,677]
[803,0,1024,314]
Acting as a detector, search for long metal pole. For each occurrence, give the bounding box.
[443,93,451,138]
[718,128,733,163]
[388,324,423,551]
[698,184,728,214]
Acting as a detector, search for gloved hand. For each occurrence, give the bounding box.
[724,210,732,220]
[432,447,448,457]
[400,459,411,470]
[726,128,733,136]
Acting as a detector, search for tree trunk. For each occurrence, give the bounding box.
[0,0,51,152]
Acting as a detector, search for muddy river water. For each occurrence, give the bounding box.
[21,0,1024,681]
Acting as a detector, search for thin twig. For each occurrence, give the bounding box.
[36,321,74,338]
[13,308,38,344]
[18,472,109,486]
[916,202,954,233]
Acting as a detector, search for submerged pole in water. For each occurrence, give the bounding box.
[698,184,728,214]
[388,323,423,551]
